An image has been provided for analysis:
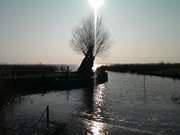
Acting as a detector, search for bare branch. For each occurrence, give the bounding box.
[71,15,111,58]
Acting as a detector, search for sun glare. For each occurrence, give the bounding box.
[88,0,105,74]
[88,0,104,10]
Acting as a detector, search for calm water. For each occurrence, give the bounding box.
[1,72,180,135]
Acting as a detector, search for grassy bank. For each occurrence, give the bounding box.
[0,64,107,95]
[0,64,75,78]
[100,63,180,79]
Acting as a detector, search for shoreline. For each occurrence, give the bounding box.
[100,63,180,80]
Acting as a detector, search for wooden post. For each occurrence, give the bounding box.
[67,66,69,78]
[46,105,49,128]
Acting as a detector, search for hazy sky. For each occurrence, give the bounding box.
[0,0,179,64]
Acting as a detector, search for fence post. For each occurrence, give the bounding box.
[67,66,69,78]
[46,105,49,128]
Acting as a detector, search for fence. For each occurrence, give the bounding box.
[0,105,62,135]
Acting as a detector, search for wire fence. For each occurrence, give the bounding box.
[0,105,62,135]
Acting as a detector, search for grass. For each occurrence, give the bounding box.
[99,63,180,79]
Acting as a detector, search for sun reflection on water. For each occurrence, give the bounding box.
[94,84,105,115]
[84,119,108,135]
[83,84,108,135]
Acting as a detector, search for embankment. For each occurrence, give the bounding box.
[100,63,180,79]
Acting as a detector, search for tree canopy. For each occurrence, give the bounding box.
[71,15,110,57]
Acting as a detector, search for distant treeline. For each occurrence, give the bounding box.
[100,63,180,79]
[0,64,73,77]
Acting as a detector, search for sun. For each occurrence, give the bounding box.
[88,0,104,10]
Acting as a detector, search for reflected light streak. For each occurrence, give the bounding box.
[84,119,108,135]
[88,0,104,62]
[84,84,108,135]
[94,84,105,114]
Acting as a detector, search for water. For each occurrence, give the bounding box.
[1,72,180,135]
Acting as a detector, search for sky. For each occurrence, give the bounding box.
[0,0,179,64]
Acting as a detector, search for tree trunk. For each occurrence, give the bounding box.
[77,54,94,77]
[77,46,95,77]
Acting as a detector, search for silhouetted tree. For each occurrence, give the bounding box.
[71,15,110,76]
